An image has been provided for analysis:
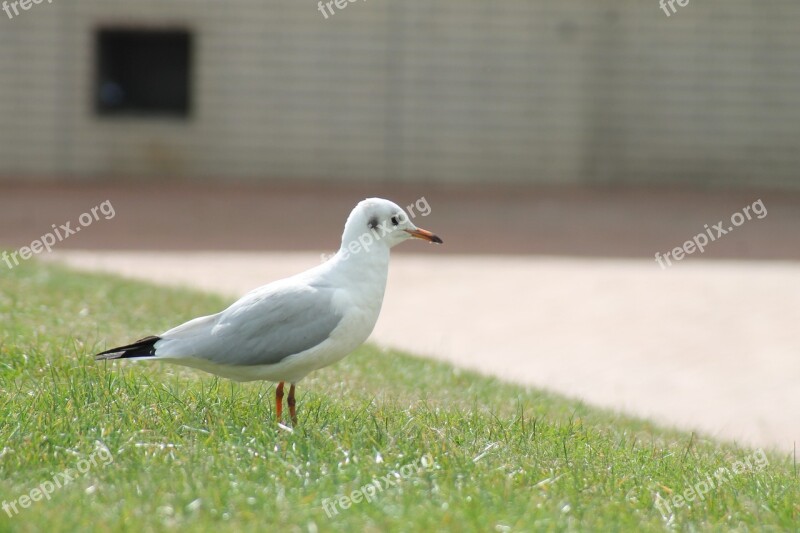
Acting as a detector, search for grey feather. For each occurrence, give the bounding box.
[155,282,343,366]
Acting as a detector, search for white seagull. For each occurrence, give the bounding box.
[95,198,443,425]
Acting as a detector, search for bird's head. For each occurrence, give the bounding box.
[340,198,443,253]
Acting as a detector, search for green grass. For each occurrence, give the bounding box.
[0,261,797,532]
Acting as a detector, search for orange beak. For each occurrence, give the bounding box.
[405,227,443,244]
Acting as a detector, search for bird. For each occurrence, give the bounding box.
[95,198,443,426]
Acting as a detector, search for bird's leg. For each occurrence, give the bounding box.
[288,383,298,426]
[275,382,285,422]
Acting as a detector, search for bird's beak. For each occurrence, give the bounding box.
[405,227,443,244]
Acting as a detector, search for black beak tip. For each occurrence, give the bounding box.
[431,235,443,244]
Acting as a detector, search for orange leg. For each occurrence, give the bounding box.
[275,382,284,422]
[288,383,298,426]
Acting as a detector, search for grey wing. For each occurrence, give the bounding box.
[157,283,343,366]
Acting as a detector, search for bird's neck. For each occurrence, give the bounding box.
[331,241,391,291]
[335,240,390,268]
[324,243,390,332]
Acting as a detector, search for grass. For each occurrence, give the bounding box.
[0,260,797,532]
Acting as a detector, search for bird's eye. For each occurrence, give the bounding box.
[391,216,399,226]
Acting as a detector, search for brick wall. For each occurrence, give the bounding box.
[0,1,798,187]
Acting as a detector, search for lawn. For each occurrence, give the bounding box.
[0,261,797,532]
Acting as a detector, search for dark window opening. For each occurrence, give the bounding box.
[95,28,193,118]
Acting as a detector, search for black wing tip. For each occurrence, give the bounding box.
[95,335,161,361]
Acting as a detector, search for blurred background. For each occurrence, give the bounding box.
[1,1,799,256]
[1,1,799,188]
[1,1,799,450]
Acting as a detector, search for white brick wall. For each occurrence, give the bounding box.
[0,1,798,187]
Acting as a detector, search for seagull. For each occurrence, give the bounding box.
[95,198,443,425]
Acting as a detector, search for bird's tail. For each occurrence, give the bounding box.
[95,335,161,360]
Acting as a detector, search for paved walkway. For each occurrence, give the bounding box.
[44,250,800,453]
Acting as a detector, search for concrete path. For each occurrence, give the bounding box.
[44,250,800,453]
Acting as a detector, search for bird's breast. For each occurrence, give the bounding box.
[326,276,385,348]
